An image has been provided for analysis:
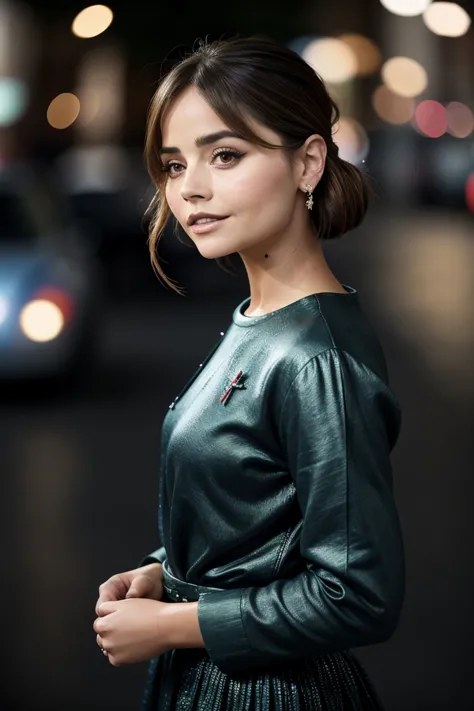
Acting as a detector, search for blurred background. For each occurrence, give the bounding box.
[1,1,473,709]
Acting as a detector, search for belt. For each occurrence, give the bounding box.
[161,558,226,603]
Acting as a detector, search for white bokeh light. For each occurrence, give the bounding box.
[380,0,432,16]
[303,38,357,84]
[19,300,64,342]
[423,2,471,37]
[381,56,428,98]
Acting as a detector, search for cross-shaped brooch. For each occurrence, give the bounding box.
[220,369,246,405]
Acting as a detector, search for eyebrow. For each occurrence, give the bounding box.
[159,130,246,156]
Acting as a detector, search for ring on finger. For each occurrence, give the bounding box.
[97,634,108,656]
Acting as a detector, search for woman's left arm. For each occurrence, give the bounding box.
[191,348,405,675]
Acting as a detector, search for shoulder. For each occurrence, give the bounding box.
[273,293,391,391]
[277,348,402,452]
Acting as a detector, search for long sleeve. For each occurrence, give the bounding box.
[197,348,405,675]
[139,546,167,567]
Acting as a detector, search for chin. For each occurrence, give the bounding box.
[191,235,239,260]
[195,244,236,260]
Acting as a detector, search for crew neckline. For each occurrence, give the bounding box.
[232,284,358,327]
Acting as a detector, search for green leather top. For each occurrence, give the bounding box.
[144,284,405,675]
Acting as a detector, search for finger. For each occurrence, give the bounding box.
[93,617,105,633]
[126,575,151,599]
[96,576,128,610]
[98,601,116,616]
[95,590,117,616]
[96,634,108,657]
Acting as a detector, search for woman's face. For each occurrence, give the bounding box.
[160,85,303,261]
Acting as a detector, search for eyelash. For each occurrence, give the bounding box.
[160,148,244,177]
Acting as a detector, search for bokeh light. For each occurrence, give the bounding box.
[303,38,357,83]
[0,78,28,127]
[379,0,431,17]
[75,46,125,141]
[465,174,474,212]
[414,100,447,138]
[0,296,8,326]
[19,300,65,343]
[423,2,471,37]
[332,117,369,164]
[381,56,428,98]
[446,102,474,138]
[338,34,382,76]
[71,5,113,39]
[47,93,81,129]
[372,85,415,124]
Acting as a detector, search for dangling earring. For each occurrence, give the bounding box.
[304,184,313,211]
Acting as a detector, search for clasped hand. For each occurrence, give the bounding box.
[93,562,171,666]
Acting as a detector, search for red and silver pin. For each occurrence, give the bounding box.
[220,369,245,405]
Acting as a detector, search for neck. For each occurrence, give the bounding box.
[238,228,345,317]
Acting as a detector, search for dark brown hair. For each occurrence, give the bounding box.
[145,35,371,294]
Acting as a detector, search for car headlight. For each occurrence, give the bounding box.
[19,299,65,342]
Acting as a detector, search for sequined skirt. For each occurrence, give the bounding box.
[141,562,386,711]
[141,646,385,711]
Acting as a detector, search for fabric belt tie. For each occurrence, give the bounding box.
[161,558,225,603]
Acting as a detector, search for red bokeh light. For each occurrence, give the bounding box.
[414,100,447,138]
[33,287,75,322]
[465,173,474,213]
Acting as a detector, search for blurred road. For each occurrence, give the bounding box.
[1,206,473,711]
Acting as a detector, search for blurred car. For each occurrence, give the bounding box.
[0,163,104,384]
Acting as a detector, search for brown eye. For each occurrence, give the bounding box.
[160,148,244,179]
[212,148,244,165]
[161,162,182,176]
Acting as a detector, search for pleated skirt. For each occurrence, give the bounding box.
[140,646,386,711]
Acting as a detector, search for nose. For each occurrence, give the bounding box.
[180,162,212,202]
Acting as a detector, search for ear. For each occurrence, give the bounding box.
[296,134,327,193]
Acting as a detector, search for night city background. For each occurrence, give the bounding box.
[0,1,473,710]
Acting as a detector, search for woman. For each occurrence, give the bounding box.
[93,35,405,710]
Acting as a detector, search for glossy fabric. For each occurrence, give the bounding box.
[141,561,386,709]
[141,285,405,707]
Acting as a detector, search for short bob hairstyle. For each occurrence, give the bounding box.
[145,35,371,295]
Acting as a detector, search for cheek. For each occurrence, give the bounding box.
[231,166,294,220]
[232,154,292,203]
[165,182,177,214]
[164,182,188,230]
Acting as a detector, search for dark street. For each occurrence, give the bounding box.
[1,207,473,710]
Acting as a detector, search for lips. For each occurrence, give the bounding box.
[194,216,226,224]
[190,216,230,233]
[187,213,228,226]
